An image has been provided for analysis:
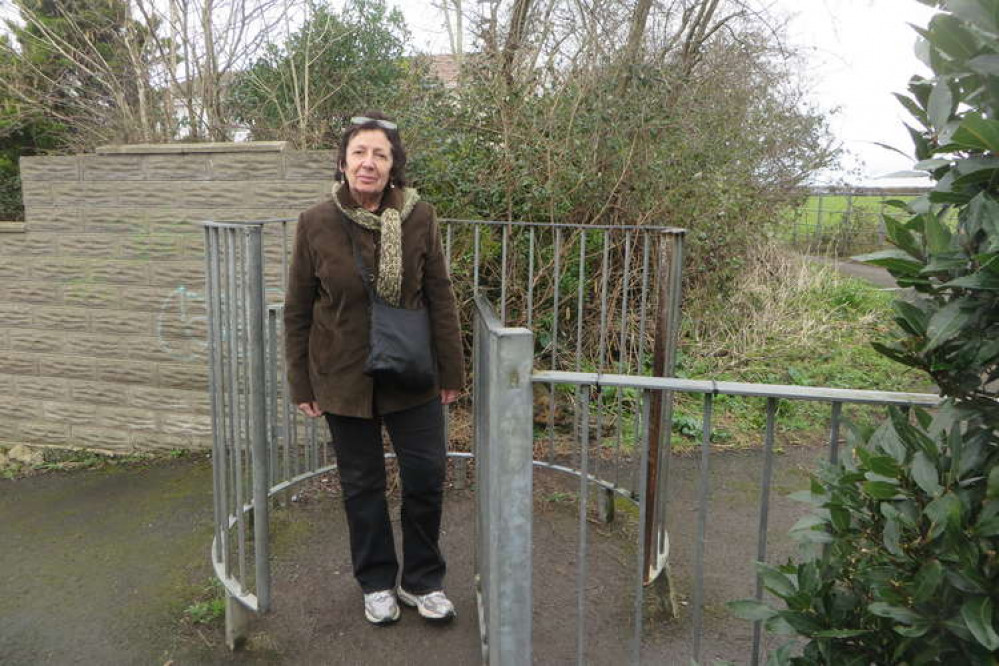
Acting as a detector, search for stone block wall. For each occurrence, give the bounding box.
[0,143,334,454]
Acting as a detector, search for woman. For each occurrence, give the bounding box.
[284,112,463,625]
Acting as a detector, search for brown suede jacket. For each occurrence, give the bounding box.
[283,185,464,418]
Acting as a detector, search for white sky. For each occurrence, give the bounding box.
[393,0,938,187]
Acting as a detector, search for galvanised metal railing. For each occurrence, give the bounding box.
[472,295,534,666]
[199,215,685,651]
[524,367,940,664]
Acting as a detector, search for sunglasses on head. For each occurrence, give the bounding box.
[350,116,398,131]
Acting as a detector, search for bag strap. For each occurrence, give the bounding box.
[338,216,378,302]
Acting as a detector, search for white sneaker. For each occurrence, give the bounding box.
[363,589,400,625]
[397,588,456,622]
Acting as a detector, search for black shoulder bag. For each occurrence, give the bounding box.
[340,218,437,391]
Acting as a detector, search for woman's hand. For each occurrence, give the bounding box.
[297,401,322,418]
[441,389,460,405]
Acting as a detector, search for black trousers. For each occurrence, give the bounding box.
[325,398,447,594]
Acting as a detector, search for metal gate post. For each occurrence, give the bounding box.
[474,296,534,666]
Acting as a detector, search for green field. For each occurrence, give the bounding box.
[778,193,910,255]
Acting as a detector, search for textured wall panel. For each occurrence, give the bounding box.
[81,155,146,181]
[0,352,37,375]
[91,310,154,336]
[6,282,63,305]
[96,361,157,385]
[34,307,91,332]
[145,155,209,180]
[49,181,120,207]
[26,207,84,233]
[20,420,71,445]
[90,261,150,285]
[9,329,65,354]
[0,304,33,328]
[209,153,284,180]
[70,425,131,451]
[128,385,209,413]
[64,284,121,308]
[58,235,117,258]
[20,156,80,182]
[84,208,149,234]
[284,150,335,180]
[157,362,208,390]
[70,380,128,405]
[17,376,71,402]
[38,354,95,380]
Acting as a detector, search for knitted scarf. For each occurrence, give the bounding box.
[332,181,420,306]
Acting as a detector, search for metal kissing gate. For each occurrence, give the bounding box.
[200,218,939,663]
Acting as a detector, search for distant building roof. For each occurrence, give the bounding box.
[427,54,460,88]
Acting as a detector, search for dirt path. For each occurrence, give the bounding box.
[1,440,830,665]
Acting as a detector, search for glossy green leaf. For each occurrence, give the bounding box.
[756,562,797,597]
[952,115,999,151]
[946,0,999,35]
[893,300,930,336]
[869,602,922,624]
[963,192,999,237]
[968,54,999,75]
[914,158,951,171]
[924,491,962,540]
[961,597,999,651]
[869,419,907,462]
[942,271,999,290]
[923,213,953,253]
[911,451,942,495]
[864,480,901,499]
[925,299,973,351]
[912,559,944,602]
[929,13,979,60]
[852,249,924,275]
[727,599,777,621]
[811,628,872,638]
[928,79,954,130]
[988,465,999,499]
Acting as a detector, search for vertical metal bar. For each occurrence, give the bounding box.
[282,368,292,484]
[549,227,562,465]
[527,227,535,329]
[692,393,713,662]
[500,223,509,323]
[656,233,685,559]
[751,398,778,666]
[631,233,651,492]
[614,232,632,488]
[309,415,318,472]
[643,232,671,580]
[473,223,481,294]
[631,390,652,665]
[636,233,650,374]
[594,231,611,482]
[246,226,271,611]
[239,231,253,590]
[267,309,279,488]
[576,384,592,666]
[225,228,246,586]
[574,231,587,466]
[829,402,843,464]
[575,230,586,372]
[281,220,289,294]
[598,230,610,372]
[206,226,228,571]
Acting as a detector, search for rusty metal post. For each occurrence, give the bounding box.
[642,231,684,589]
